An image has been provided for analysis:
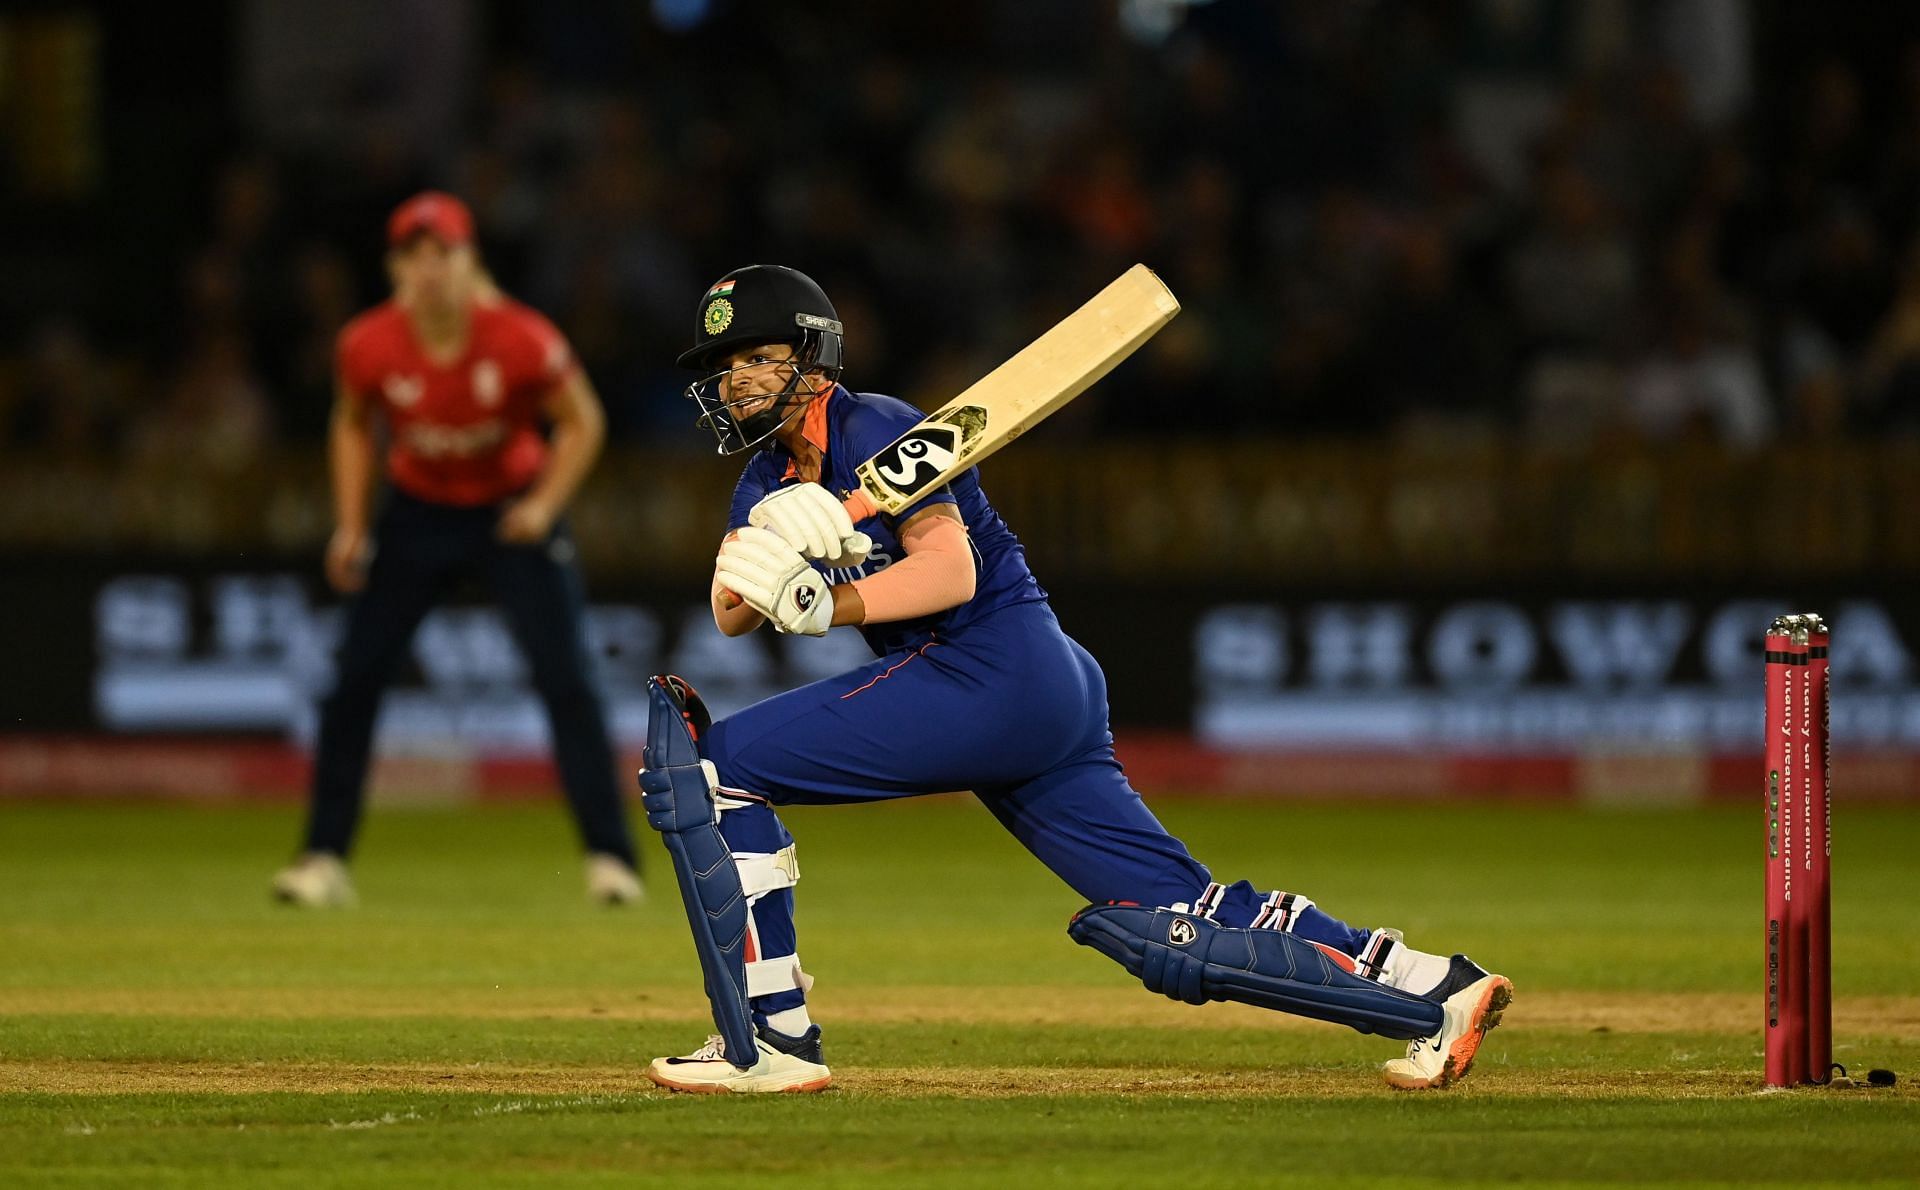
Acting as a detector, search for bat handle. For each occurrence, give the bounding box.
[717,491,882,610]
[842,490,880,522]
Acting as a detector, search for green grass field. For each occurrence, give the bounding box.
[2,796,1916,1187]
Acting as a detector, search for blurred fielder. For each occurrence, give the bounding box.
[272,192,641,907]
[639,265,1509,1092]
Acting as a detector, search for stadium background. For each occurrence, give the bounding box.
[3,0,1919,807]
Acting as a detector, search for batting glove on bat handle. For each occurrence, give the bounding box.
[715,527,835,636]
[749,483,875,566]
[718,491,878,610]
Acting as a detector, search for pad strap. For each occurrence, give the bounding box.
[735,844,801,899]
[745,955,814,997]
[1192,881,1226,919]
[1354,928,1400,983]
[1250,891,1313,933]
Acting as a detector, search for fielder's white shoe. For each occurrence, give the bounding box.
[584,853,643,905]
[646,1026,831,1094]
[1382,970,1512,1091]
[270,853,356,908]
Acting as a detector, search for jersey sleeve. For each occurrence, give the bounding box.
[727,459,777,531]
[845,394,959,526]
[518,308,579,392]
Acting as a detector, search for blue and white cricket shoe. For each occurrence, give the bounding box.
[647,1024,831,1094]
[1382,965,1513,1090]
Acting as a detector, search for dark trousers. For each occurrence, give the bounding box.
[304,490,635,865]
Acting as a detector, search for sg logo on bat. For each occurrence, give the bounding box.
[865,405,992,501]
[870,427,960,498]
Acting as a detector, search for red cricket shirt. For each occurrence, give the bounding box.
[335,297,577,506]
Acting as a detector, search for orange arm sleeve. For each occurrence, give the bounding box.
[851,512,975,624]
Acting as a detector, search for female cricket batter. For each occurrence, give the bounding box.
[642,265,1509,1093]
[270,192,640,908]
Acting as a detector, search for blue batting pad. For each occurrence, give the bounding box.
[1068,903,1443,1040]
[641,676,757,1067]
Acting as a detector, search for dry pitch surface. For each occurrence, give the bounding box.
[5,988,1917,1102]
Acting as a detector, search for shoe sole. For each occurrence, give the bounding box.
[1385,975,1512,1091]
[645,1066,832,1094]
[1444,976,1511,1085]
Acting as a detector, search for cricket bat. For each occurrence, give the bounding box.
[840,262,1180,521]
[722,263,1179,608]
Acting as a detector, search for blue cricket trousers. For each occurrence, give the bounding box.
[703,601,1369,1016]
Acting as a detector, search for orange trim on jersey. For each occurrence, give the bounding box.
[839,640,939,700]
[780,385,836,480]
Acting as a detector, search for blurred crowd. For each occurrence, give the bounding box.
[10,0,1920,469]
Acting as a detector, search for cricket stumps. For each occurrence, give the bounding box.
[1764,613,1832,1088]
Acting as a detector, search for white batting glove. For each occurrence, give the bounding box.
[715,526,836,636]
[748,483,872,568]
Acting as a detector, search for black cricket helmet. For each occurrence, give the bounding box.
[679,265,845,455]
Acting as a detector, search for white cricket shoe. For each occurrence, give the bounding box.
[1382,970,1513,1091]
[584,853,643,905]
[270,853,356,908]
[646,1026,831,1094]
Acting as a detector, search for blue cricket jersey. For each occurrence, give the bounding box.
[726,386,1048,656]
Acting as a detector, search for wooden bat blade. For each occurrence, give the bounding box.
[850,263,1179,516]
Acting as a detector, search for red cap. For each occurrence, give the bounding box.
[386,191,474,248]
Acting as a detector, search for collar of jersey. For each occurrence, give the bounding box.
[779,384,839,480]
